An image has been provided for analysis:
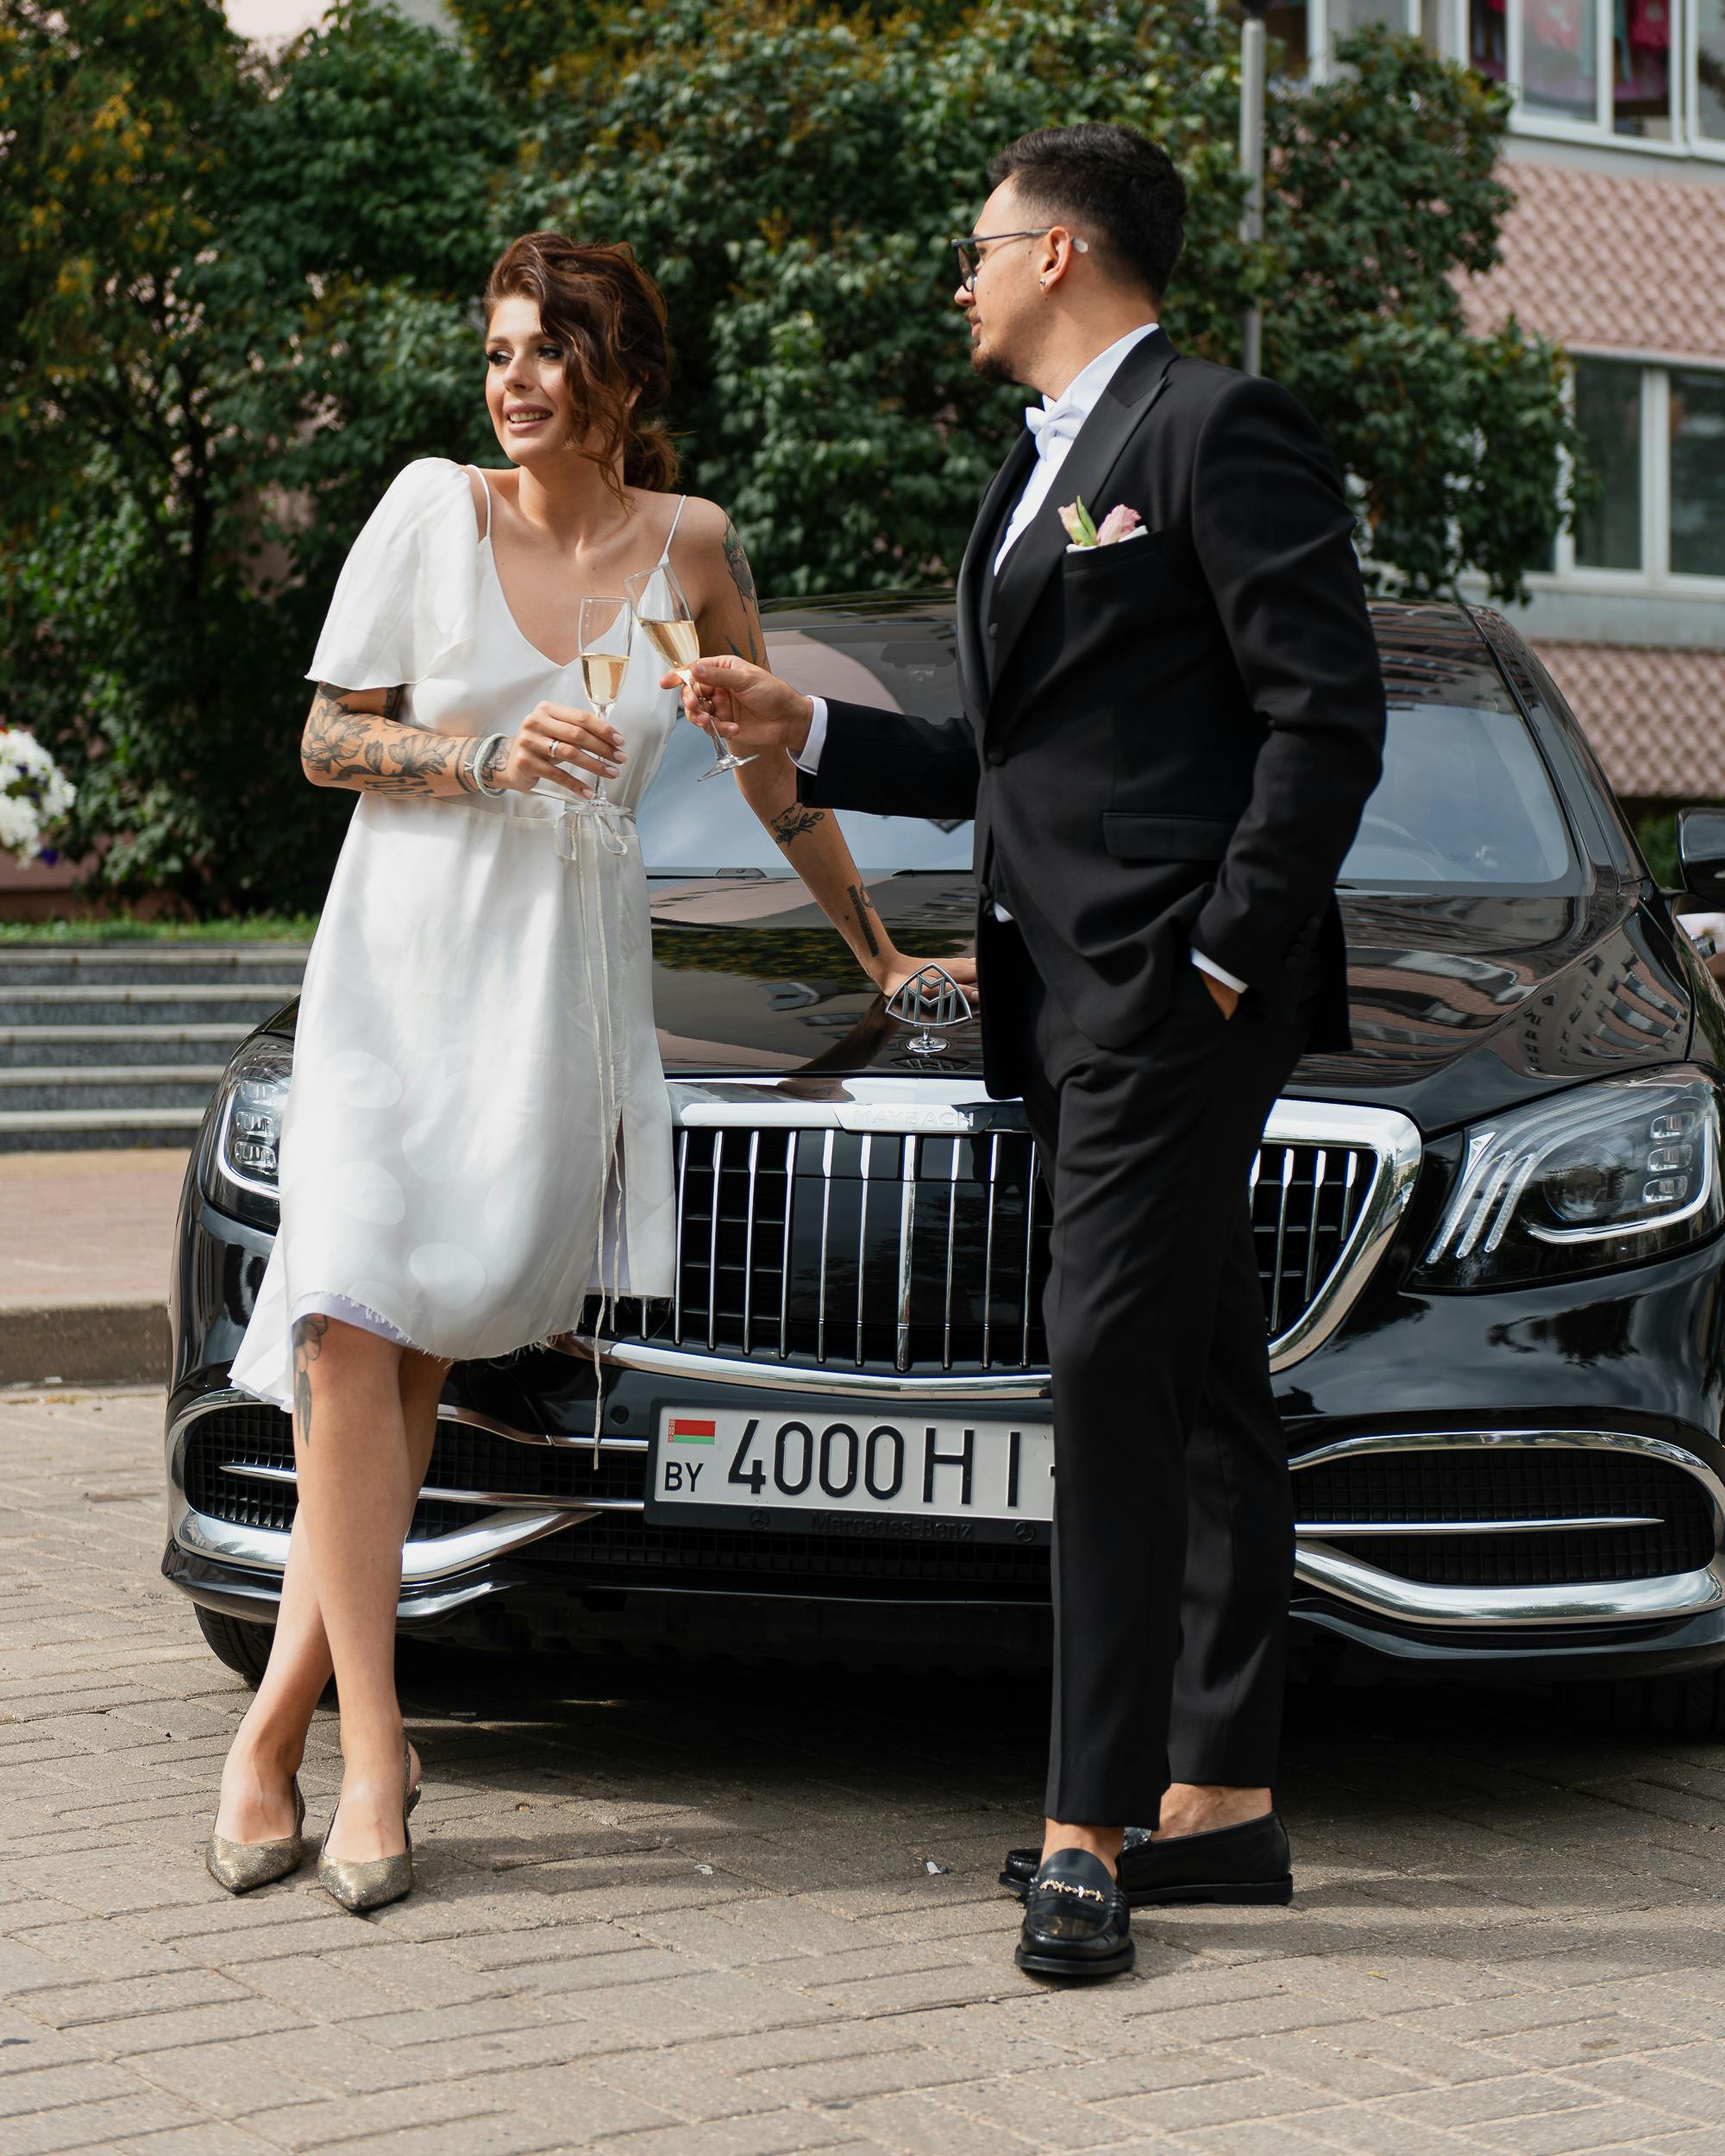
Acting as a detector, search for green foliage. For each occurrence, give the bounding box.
[1266,28,1584,601]
[0,0,510,912]
[0,912,320,943]
[1634,811,1681,889]
[0,0,1582,914]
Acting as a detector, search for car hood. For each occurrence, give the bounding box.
[642,874,1690,1133]
[267,874,1690,1137]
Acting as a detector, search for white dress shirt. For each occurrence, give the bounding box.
[796,319,1246,996]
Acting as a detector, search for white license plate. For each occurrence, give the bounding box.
[649,1407,1053,1539]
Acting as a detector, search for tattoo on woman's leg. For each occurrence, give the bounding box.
[292,1315,329,1447]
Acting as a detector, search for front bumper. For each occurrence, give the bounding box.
[165,1089,1725,1683]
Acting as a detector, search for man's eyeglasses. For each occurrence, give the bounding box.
[950,229,1088,292]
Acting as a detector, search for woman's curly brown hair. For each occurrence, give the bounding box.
[483,233,680,499]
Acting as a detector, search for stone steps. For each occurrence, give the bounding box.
[0,944,306,1150]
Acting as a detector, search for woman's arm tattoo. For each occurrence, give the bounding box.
[304,683,469,794]
[722,519,765,663]
[770,803,825,849]
[848,882,882,957]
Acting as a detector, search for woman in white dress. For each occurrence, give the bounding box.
[206,233,971,1911]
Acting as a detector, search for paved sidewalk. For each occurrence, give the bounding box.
[4,1386,1725,2156]
[0,1152,185,1383]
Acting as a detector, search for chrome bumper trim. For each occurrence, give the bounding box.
[165,1389,599,1591]
[1289,1429,1725,1627]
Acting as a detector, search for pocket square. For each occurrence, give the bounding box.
[1066,528,1150,555]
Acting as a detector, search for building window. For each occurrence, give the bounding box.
[1230,1,1435,76]
[1575,360,1644,569]
[1670,369,1725,574]
[1699,0,1725,140]
[1559,358,1725,586]
[1467,0,1676,137]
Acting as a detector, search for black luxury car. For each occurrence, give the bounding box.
[164,598,1725,1731]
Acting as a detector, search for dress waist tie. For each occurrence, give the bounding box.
[557,796,634,1457]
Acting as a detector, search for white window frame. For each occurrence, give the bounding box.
[1454,0,1725,158]
[1542,353,1725,594]
[1305,0,1429,82]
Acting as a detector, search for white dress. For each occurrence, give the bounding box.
[230,458,678,1410]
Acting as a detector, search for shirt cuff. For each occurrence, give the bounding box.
[1191,948,1247,995]
[793,696,828,774]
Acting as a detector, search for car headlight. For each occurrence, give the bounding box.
[1416,1067,1723,1289]
[200,1036,292,1228]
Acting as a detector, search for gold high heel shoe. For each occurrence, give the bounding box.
[205,1776,307,1895]
[317,1740,420,1915]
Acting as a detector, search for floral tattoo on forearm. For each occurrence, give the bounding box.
[304,683,478,793]
[769,803,825,849]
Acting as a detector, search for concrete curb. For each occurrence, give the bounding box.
[0,1299,168,1387]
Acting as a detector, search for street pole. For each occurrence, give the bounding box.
[1239,0,1269,378]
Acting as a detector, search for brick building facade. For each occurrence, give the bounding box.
[1258,0,1725,808]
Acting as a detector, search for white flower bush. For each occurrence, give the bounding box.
[0,730,78,868]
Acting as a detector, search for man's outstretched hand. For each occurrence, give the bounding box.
[662,655,815,763]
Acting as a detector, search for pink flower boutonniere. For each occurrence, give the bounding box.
[1058,498,1145,552]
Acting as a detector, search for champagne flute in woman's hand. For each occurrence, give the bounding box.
[576,594,632,812]
[625,561,756,781]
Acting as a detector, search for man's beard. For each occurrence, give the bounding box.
[969,342,1018,386]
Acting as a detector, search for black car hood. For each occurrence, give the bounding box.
[640,874,1690,1135]
[266,874,1690,1138]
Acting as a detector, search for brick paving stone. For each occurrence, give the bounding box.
[5,1389,1725,2156]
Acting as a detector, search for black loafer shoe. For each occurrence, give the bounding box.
[1000,1811,1293,1908]
[1014,1847,1134,1984]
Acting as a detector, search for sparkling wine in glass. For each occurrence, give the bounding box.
[625,561,756,782]
[576,594,632,812]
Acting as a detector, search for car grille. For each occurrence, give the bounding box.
[623,1126,1377,1376]
[180,1407,1716,1599]
[1294,1445,1716,1587]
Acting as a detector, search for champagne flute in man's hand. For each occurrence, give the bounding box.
[625,561,756,781]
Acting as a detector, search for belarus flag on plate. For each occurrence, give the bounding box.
[667,1417,716,1445]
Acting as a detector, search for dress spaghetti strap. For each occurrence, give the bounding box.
[658,495,687,565]
[465,466,493,542]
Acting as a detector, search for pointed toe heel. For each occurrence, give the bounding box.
[317,1739,419,1916]
[205,1778,306,1896]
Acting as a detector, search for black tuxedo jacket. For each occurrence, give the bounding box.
[797,329,1386,1072]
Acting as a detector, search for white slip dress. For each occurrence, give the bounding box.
[229,458,680,1410]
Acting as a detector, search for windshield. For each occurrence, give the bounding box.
[637,610,1578,892]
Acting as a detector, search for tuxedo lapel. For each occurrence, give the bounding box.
[987,329,1179,694]
[956,432,1035,724]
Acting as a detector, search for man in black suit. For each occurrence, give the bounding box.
[673,124,1385,1984]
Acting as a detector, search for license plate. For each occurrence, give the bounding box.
[649,1407,1053,1544]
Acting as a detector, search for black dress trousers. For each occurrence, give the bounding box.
[994,919,1317,1824]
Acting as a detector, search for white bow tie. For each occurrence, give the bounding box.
[1025,398,1087,455]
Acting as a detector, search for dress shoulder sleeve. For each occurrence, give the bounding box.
[304,459,480,690]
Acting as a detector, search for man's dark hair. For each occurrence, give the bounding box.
[988,124,1186,300]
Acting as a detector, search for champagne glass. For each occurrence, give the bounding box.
[625,561,756,782]
[576,594,632,812]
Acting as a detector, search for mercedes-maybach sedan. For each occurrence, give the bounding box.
[163,599,1725,1733]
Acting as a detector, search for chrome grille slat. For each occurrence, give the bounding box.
[1269,1149,1295,1336]
[778,1131,795,1359]
[741,1129,760,1356]
[655,1089,1419,1380]
[1020,1149,1038,1368]
[706,1129,724,1353]
[856,1132,872,1369]
[672,1127,688,1345]
[942,1140,960,1371]
[894,1137,917,1374]
[981,1131,1000,1369]
[817,1129,833,1363]
[1302,1149,1328,1302]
